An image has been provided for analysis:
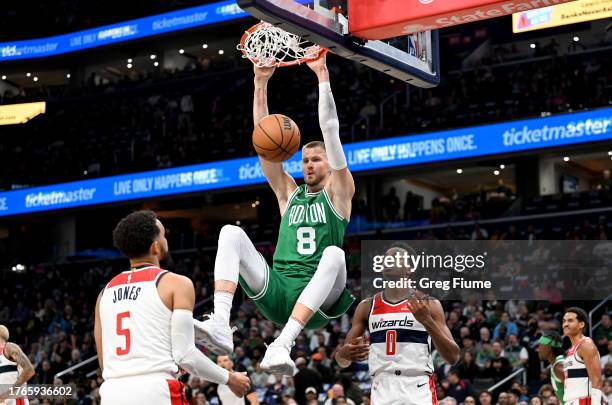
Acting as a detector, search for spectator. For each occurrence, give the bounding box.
[446,369,474,403]
[293,357,323,405]
[457,351,480,382]
[464,396,477,405]
[478,391,494,405]
[494,313,519,341]
[505,334,529,369]
[382,187,400,221]
[324,384,356,405]
[439,397,457,405]
[595,314,612,353]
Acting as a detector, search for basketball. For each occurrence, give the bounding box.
[252,114,301,162]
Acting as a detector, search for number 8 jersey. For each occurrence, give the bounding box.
[100,265,179,380]
[273,184,348,275]
[368,293,434,377]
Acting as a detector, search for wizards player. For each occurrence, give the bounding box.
[335,247,459,405]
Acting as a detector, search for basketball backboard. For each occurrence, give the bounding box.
[236,0,441,88]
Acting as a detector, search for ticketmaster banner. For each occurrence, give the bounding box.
[361,240,612,300]
[0,107,611,217]
[0,1,246,61]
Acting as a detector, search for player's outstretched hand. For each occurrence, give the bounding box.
[406,298,433,325]
[338,336,369,363]
[227,371,251,398]
[254,65,276,82]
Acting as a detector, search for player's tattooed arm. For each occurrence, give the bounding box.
[253,65,298,213]
[4,342,35,386]
[335,298,371,368]
[406,298,460,365]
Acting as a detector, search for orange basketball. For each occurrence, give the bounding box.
[252,114,301,163]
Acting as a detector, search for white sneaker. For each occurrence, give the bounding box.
[260,341,297,376]
[193,314,235,355]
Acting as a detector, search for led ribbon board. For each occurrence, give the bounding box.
[0,108,610,217]
[0,1,247,61]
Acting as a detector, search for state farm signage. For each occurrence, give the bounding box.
[348,0,577,39]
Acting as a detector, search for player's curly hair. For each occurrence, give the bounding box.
[113,210,160,258]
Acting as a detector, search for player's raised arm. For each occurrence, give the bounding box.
[166,273,251,397]
[307,56,355,218]
[335,299,371,368]
[3,342,35,386]
[253,66,298,214]
[407,298,460,365]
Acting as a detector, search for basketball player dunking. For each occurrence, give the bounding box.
[562,307,604,405]
[335,247,459,405]
[0,325,35,405]
[95,211,250,405]
[195,55,356,376]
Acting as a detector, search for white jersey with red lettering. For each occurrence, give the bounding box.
[563,337,594,404]
[0,344,29,405]
[99,265,179,380]
[367,293,436,405]
[367,293,434,377]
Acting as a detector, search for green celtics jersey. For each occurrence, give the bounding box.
[273,184,348,275]
[551,355,565,404]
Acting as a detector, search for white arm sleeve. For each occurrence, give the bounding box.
[171,309,229,385]
[318,82,347,170]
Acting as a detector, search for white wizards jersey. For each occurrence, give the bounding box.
[0,345,19,385]
[367,293,434,377]
[100,265,178,380]
[563,338,592,402]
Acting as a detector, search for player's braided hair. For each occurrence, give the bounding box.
[113,210,160,258]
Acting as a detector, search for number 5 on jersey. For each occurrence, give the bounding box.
[116,311,131,356]
[297,226,316,255]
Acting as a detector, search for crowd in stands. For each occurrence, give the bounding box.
[0,40,610,189]
[1,212,611,405]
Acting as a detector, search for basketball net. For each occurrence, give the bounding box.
[238,22,327,67]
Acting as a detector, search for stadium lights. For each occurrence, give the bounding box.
[127,58,133,63]
[127,63,133,69]
[573,36,579,42]
[179,49,185,54]
[150,54,157,60]
[608,151,612,156]
[218,50,225,55]
[202,43,208,49]
[500,164,505,169]
[1,75,5,80]
[530,43,536,49]
[236,220,241,225]
[563,156,570,162]
[154,61,159,67]
[11,264,25,273]
[33,76,39,82]
[456,169,463,174]
[26,72,31,77]
[493,170,500,176]
[66,73,71,79]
